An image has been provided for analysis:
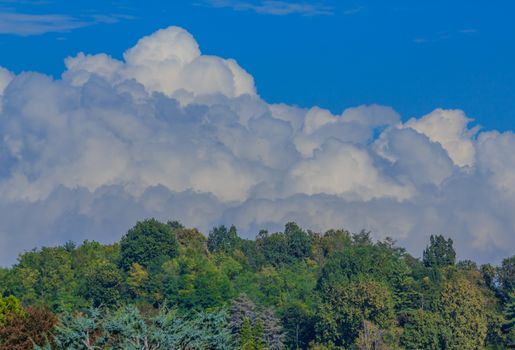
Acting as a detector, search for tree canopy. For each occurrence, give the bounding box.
[0,220,512,349]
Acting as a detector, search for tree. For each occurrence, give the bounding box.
[11,247,80,311]
[254,318,266,350]
[284,222,311,260]
[399,309,442,350]
[51,305,234,350]
[503,292,515,346]
[119,219,178,271]
[280,302,315,349]
[0,295,23,326]
[259,232,291,267]
[127,262,149,299]
[422,235,456,268]
[260,308,286,350]
[315,279,395,347]
[498,255,515,301]
[84,261,122,307]
[208,225,239,254]
[480,263,498,291]
[239,316,255,350]
[52,308,102,350]
[438,277,488,349]
[162,255,234,310]
[230,295,257,336]
[355,320,386,350]
[175,228,208,255]
[0,307,57,350]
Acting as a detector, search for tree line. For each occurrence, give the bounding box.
[0,218,513,349]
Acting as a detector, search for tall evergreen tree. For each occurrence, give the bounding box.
[239,316,255,350]
[423,235,456,268]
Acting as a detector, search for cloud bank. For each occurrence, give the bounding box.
[0,26,513,265]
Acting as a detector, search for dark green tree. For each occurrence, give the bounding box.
[259,232,291,267]
[119,219,178,271]
[284,222,311,260]
[422,234,456,268]
[208,225,240,254]
[400,309,443,350]
[83,261,122,307]
[254,318,266,350]
[280,302,315,349]
[503,292,515,346]
[498,256,515,301]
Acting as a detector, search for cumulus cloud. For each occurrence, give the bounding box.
[64,27,256,98]
[0,67,13,111]
[405,108,478,167]
[0,26,514,265]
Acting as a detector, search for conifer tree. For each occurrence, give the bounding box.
[240,316,255,350]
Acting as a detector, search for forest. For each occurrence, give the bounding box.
[0,218,513,349]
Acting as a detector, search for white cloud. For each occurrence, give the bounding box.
[405,108,477,167]
[64,26,256,98]
[287,139,413,201]
[0,26,514,266]
[0,66,13,111]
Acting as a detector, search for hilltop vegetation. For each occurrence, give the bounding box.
[0,219,513,349]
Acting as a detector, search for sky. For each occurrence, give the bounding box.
[1,0,515,130]
[0,0,514,265]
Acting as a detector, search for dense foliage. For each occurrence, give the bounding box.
[0,219,513,349]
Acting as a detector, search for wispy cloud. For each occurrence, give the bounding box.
[0,12,128,36]
[343,6,363,15]
[413,28,479,44]
[460,28,479,34]
[205,0,333,16]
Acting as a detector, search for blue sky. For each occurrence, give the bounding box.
[1,0,514,131]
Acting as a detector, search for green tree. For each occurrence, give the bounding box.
[127,262,149,299]
[498,255,515,301]
[400,309,442,350]
[280,302,315,349]
[119,219,178,271]
[254,318,266,350]
[284,222,311,260]
[438,277,488,349]
[0,295,24,326]
[240,316,255,350]
[503,292,515,346]
[258,231,291,267]
[423,234,456,268]
[208,225,239,254]
[315,279,395,347]
[84,261,122,307]
[162,255,234,310]
[175,227,208,255]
